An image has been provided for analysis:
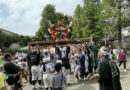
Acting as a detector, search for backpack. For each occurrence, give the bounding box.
[109,60,122,90]
[109,60,119,78]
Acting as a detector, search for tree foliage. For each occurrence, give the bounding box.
[36,4,72,41]
[72,0,130,46]
[72,0,103,40]
[0,29,19,49]
[18,35,32,46]
[72,4,83,38]
[36,4,57,41]
[1,1,130,49]
[100,0,130,47]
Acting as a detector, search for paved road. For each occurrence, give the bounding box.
[24,54,130,90]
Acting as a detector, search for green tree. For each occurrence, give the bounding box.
[100,0,130,48]
[36,4,57,40]
[0,30,5,49]
[82,0,103,40]
[36,4,73,41]
[0,29,20,49]
[72,4,83,38]
[56,12,64,22]
[121,0,130,28]
[18,35,32,46]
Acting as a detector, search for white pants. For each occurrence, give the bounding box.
[128,62,130,66]
[31,65,41,81]
[74,65,80,76]
[43,74,53,88]
[85,60,89,73]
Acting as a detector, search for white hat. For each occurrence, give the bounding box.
[103,52,110,56]
[43,57,50,63]
[56,60,62,65]
[61,47,66,52]
[43,58,48,63]
[47,57,50,62]
[19,57,22,60]
[44,49,48,53]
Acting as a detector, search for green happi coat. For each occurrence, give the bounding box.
[90,44,98,67]
[3,61,19,74]
[98,57,122,90]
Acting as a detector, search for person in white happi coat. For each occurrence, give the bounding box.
[73,53,80,81]
[85,52,89,80]
[42,52,54,90]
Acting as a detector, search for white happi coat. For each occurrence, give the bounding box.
[43,63,53,88]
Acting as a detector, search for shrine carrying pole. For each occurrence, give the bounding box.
[28,38,91,51]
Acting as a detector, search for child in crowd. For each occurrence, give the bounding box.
[52,63,67,90]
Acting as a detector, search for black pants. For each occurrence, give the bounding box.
[29,71,32,84]
[76,75,79,80]
[80,75,85,83]
[46,88,52,90]
[88,58,92,73]
[119,61,126,69]
[32,80,41,86]
[89,66,97,73]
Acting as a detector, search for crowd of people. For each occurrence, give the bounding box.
[0,42,128,90]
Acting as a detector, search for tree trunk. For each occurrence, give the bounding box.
[105,33,107,46]
[118,1,122,49]
[77,18,79,38]
[118,21,122,49]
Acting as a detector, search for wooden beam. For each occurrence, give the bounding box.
[28,38,91,45]
[28,38,91,51]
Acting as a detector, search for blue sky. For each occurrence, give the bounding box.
[0,0,83,36]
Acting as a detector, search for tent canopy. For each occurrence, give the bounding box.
[18,46,28,51]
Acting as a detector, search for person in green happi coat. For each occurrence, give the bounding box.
[91,50,122,90]
[89,41,99,73]
[3,53,20,90]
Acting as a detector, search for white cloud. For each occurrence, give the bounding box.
[0,0,83,36]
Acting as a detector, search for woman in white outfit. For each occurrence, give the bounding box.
[43,52,53,90]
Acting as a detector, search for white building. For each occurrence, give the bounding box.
[122,26,130,36]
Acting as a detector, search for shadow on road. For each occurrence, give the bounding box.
[67,85,96,90]
[120,71,128,76]
[86,79,97,85]
[126,68,130,71]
